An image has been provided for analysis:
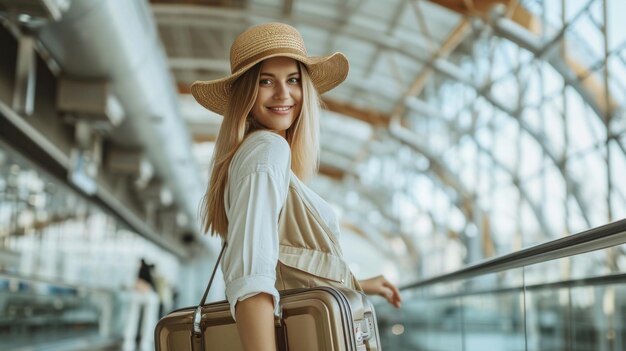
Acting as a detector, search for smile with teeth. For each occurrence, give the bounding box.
[268,106,293,111]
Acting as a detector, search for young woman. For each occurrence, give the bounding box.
[191,22,401,350]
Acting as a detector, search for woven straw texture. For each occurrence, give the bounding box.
[191,22,349,116]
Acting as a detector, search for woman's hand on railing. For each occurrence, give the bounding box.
[359,275,402,308]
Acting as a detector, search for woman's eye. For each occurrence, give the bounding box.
[288,77,300,84]
[259,79,272,86]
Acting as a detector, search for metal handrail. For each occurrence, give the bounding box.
[401,218,626,290]
[405,272,626,301]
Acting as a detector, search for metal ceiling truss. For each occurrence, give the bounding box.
[154,1,584,246]
[154,1,616,151]
[403,91,594,230]
[431,0,618,125]
[151,4,438,67]
[355,0,410,102]
[328,169,476,265]
[151,0,622,256]
[387,126,493,261]
[167,17,590,248]
[341,201,464,269]
[390,18,471,122]
[384,2,606,232]
[406,109,554,239]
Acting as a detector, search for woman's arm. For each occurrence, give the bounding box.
[359,275,402,308]
[235,293,277,351]
[224,134,292,349]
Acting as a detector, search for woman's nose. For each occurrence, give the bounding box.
[274,82,290,100]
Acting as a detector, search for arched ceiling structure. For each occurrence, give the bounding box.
[149,0,626,280]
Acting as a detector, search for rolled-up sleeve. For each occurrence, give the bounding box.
[222,132,290,321]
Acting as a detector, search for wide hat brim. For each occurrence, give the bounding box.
[191,51,348,116]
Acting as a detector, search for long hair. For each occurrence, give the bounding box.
[200,61,321,238]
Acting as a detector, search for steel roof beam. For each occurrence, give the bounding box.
[387,125,490,261]
[491,13,614,120]
[427,0,617,125]
[151,4,436,63]
[404,94,592,228]
[391,18,471,121]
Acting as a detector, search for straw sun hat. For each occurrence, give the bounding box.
[191,22,349,116]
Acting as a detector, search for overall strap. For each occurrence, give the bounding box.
[190,240,286,347]
[193,241,228,336]
[199,241,228,307]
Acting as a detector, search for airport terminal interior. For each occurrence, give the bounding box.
[1,0,625,350]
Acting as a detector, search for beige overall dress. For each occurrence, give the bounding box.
[275,176,362,292]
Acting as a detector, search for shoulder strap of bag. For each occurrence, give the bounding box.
[192,242,287,349]
[198,241,228,307]
[193,241,227,335]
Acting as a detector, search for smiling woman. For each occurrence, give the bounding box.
[251,57,303,136]
[177,22,401,351]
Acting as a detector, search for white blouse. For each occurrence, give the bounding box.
[221,130,341,320]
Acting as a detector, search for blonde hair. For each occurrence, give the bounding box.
[200,61,321,238]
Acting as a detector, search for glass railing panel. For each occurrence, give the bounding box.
[570,285,605,351]
[459,269,526,351]
[524,281,626,351]
[524,285,572,351]
[378,220,626,350]
[522,241,626,351]
[459,291,525,350]
[572,286,596,351]
[378,268,526,350]
[378,282,464,350]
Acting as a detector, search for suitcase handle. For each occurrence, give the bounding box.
[193,241,228,335]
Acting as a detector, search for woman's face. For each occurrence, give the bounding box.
[251,57,303,135]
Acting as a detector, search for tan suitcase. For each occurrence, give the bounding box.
[155,243,382,350]
[155,285,382,350]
